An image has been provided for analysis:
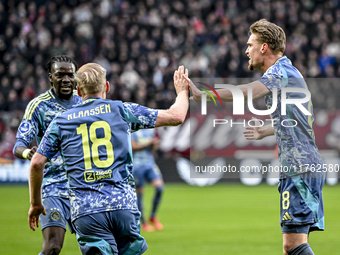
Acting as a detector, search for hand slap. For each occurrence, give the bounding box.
[182,75,201,101]
[173,65,189,94]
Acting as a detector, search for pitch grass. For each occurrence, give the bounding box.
[0,184,339,255]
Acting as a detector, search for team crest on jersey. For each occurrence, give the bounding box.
[50,208,61,221]
[18,122,31,134]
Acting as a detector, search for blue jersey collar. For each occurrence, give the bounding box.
[83,97,101,104]
[274,55,291,65]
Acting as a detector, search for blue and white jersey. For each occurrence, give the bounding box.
[131,129,156,169]
[13,89,82,198]
[259,56,324,177]
[37,98,158,221]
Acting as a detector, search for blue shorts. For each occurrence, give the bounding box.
[73,210,147,255]
[278,172,325,234]
[133,164,162,188]
[40,196,74,233]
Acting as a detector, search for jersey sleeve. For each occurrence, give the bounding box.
[123,103,158,131]
[36,118,61,160]
[258,64,283,92]
[12,99,42,154]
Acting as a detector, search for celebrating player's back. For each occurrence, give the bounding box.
[28,63,189,255]
[42,98,158,220]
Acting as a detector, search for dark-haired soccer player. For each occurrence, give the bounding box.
[187,19,324,255]
[28,64,189,255]
[13,55,82,255]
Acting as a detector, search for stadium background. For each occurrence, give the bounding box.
[0,0,339,254]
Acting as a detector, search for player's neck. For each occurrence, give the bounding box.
[82,92,106,100]
[261,53,284,73]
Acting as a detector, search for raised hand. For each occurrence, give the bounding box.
[173,65,189,94]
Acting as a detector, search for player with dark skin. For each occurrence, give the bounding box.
[14,56,78,255]
[14,62,75,160]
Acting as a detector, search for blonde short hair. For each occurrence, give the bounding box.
[76,63,106,96]
[250,19,286,54]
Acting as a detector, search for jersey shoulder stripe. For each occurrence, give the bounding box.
[24,92,50,119]
[24,92,52,120]
[48,90,55,99]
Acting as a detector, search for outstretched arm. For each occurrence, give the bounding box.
[243,118,275,140]
[28,152,47,231]
[155,66,189,127]
[185,77,270,102]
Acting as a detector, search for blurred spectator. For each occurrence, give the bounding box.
[120,61,140,91]
[0,117,19,160]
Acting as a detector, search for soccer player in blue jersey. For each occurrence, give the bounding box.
[187,19,324,255]
[131,129,164,232]
[28,63,189,255]
[13,55,82,255]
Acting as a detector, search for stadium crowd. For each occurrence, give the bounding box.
[1,0,340,159]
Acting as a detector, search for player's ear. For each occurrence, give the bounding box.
[261,43,268,53]
[106,81,110,93]
[77,86,82,97]
[48,73,53,86]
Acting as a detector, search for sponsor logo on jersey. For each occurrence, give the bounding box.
[18,122,31,134]
[84,170,113,182]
